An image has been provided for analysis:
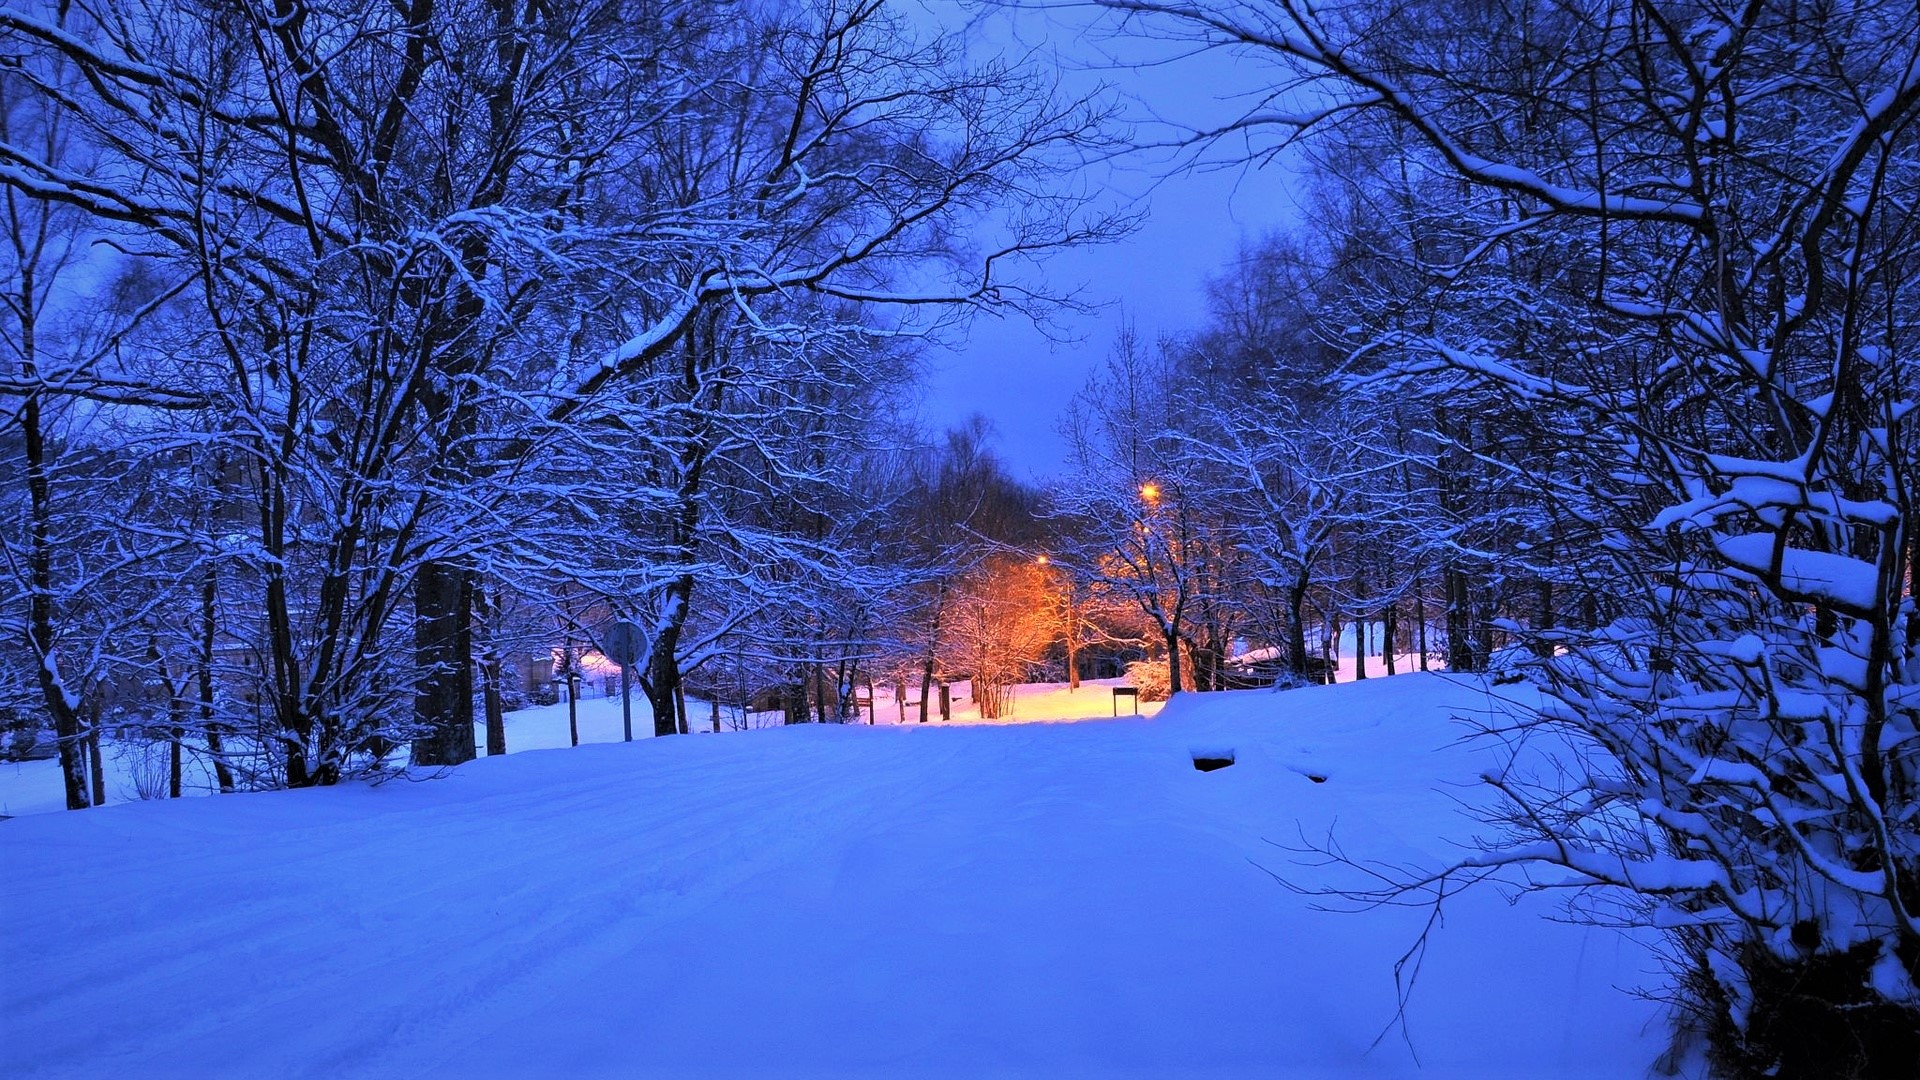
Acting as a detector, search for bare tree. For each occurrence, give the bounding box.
[939,554,1055,718]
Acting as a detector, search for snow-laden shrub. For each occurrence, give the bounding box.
[1123,659,1170,702]
[0,707,44,762]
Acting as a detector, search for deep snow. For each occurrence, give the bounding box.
[1,673,1669,1078]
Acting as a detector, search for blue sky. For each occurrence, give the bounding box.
[912,2,1305,478]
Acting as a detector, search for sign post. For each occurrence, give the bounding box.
[602,621,647,742]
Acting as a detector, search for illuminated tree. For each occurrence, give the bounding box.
[939,555,1055,719]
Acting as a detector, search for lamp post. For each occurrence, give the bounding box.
[1136,478,1182,697]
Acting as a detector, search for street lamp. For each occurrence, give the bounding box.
[1134,479,1177,696]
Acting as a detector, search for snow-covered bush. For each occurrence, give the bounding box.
[0,706,44,762]
[1122,660,1170,702]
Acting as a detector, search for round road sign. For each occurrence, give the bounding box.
[602,620,647,668]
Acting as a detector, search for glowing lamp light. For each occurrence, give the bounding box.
[1139,482,1161,503]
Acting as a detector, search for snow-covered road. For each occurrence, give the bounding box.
[2,674,1666,1078]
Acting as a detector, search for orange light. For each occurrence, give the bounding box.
[1139,482,1161,503]
[1035,554,1050,566]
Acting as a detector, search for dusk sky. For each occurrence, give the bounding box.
[914,2,1306,478]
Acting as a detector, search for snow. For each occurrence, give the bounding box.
[869,676,1169,724]
[1,673,1668,1078]
[0,677,1120,816]
[0,664,1409,814]
[1713,531,1881,611]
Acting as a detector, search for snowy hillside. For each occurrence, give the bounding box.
[1,673,1667,1078]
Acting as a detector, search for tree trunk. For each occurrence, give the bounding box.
[411,559,476,767]
[475,585,506,756]
[1065,600,1081,690]
[1324,610,1340,683]
[918,581,945,723]
[1445,565,1475,672]
[783,680,807,725]
[1415,581,1429,671]
[87,716,106,806]
[199,570,235,792]
[262,456,313,789]
[1287,579,1311,676]
[45,699,85,807]
[1165,626,1184,696]
[169,693,185,798]
[1473,581,1497,672]
[645,672,677,739]
[482,656,506,756]
[646,575,695,738]
[1383,602,1398,676]
[20,320,88,810]
[1534,579,1555,658]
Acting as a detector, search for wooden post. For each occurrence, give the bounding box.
[710,699,720,733]
[938,681,951,722]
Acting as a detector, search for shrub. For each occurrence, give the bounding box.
[1123,659,1170,702]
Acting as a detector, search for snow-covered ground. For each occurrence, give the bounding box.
[0,690,687,817]
[0,665,1417,815]
[0,677,1160,816]
[865,675,1168,725]
[1,673,1670,1077]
